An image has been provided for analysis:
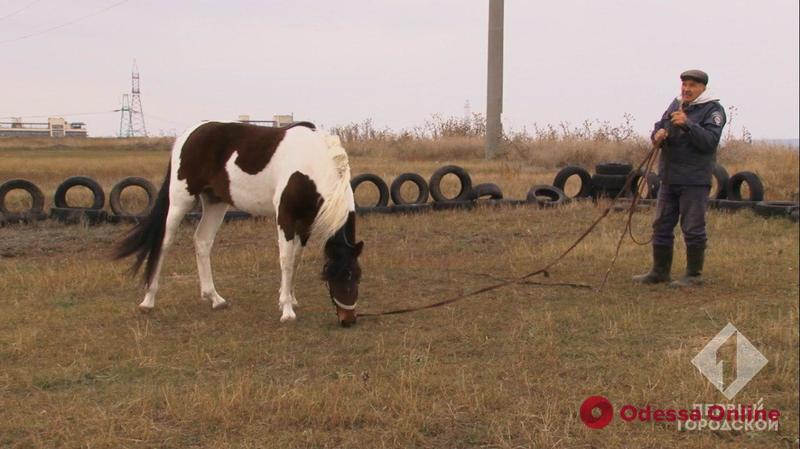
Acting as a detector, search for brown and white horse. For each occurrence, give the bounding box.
[115,121,363,326]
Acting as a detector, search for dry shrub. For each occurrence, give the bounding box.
[335,115,797,199]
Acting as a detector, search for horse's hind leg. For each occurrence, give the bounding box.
[194,195,229,309]
[139,191,195,311]
[276,229,303,322]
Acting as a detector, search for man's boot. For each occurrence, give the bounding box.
[632,245,673,284]
[670,246,705,288]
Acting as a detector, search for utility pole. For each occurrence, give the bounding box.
[118,94,132,137]
[129,60,148,137]
[485,0,504,159]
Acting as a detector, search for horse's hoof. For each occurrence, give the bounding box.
[280,312,296,322]
[212,301,229,310]
[138,305,153,314]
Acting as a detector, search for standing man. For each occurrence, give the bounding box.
[633,69,726,287]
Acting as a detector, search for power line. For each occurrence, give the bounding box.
[0,0,44,21]
[0,0,129,45]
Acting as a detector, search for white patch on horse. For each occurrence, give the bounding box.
[226,151,278,215]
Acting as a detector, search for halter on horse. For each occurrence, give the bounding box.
[114,121,364,326]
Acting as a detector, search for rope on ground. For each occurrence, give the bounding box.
[359,144,662,318]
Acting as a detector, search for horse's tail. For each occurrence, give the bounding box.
[114,162,172,286]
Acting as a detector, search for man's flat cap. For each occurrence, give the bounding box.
[680,69,709,85]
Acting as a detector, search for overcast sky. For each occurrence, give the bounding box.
[1,0,798,139]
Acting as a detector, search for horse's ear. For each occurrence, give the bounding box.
[354,241,364,257]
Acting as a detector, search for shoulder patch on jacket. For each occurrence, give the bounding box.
[711,111,723,126]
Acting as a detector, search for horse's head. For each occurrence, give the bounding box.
[322,213,363,327]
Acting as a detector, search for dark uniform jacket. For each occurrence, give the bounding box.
[652,97,726,185]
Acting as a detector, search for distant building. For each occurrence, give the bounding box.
[0,117,88,138]
[236,114,295,127]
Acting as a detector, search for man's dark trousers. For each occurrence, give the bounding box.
[652,184,710,248]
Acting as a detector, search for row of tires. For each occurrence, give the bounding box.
[0,176,157,224]
[0,163,796,225]
[551,162,766,202]
[350,165,571,208]
[349,163,796,221]
[350,162,768,209]
[0,166,575,225]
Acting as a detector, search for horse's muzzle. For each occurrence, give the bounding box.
[336,307,357,327]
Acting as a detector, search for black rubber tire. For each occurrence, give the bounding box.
[476,198,529,208]
[711,164,730,199]
[186,210,253,223]
[526,184,568,207]
[0,212,48,225]
[754,201,799,218]
[432,200,476,211]
[592,173,629,191]
[350,173,390,208]
[390,173,429,205]
[50,207,108,225]
[390,203,433,214]
[355,206,393,216]
[470,183,503,200]
[0,179,45,219]
[711,199,756,212]
[628,171,661,199]
[596,162,633,176]
[727,171,765,202]
[429,165,473,202]
[223,210,252,222]
[54,176,105,210]
[553,165,593,198]
[109,177,158,217]
[616,197,657,207]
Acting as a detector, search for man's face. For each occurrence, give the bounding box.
[681,79,707,103]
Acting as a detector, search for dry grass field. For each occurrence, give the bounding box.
[0,131,798,448]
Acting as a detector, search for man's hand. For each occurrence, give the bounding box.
[670,110,688,128]
[652,128,669,147]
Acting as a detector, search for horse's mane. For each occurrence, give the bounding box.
[310,134,353,243]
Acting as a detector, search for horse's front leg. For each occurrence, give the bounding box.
[276,229,302,322]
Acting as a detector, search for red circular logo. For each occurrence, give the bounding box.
[580,396,614,429]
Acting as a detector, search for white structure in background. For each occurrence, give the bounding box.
[237,114,296,127]
[0,117,88,138]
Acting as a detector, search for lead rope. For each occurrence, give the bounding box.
[598,144,660,291]
[358,144,662,318]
